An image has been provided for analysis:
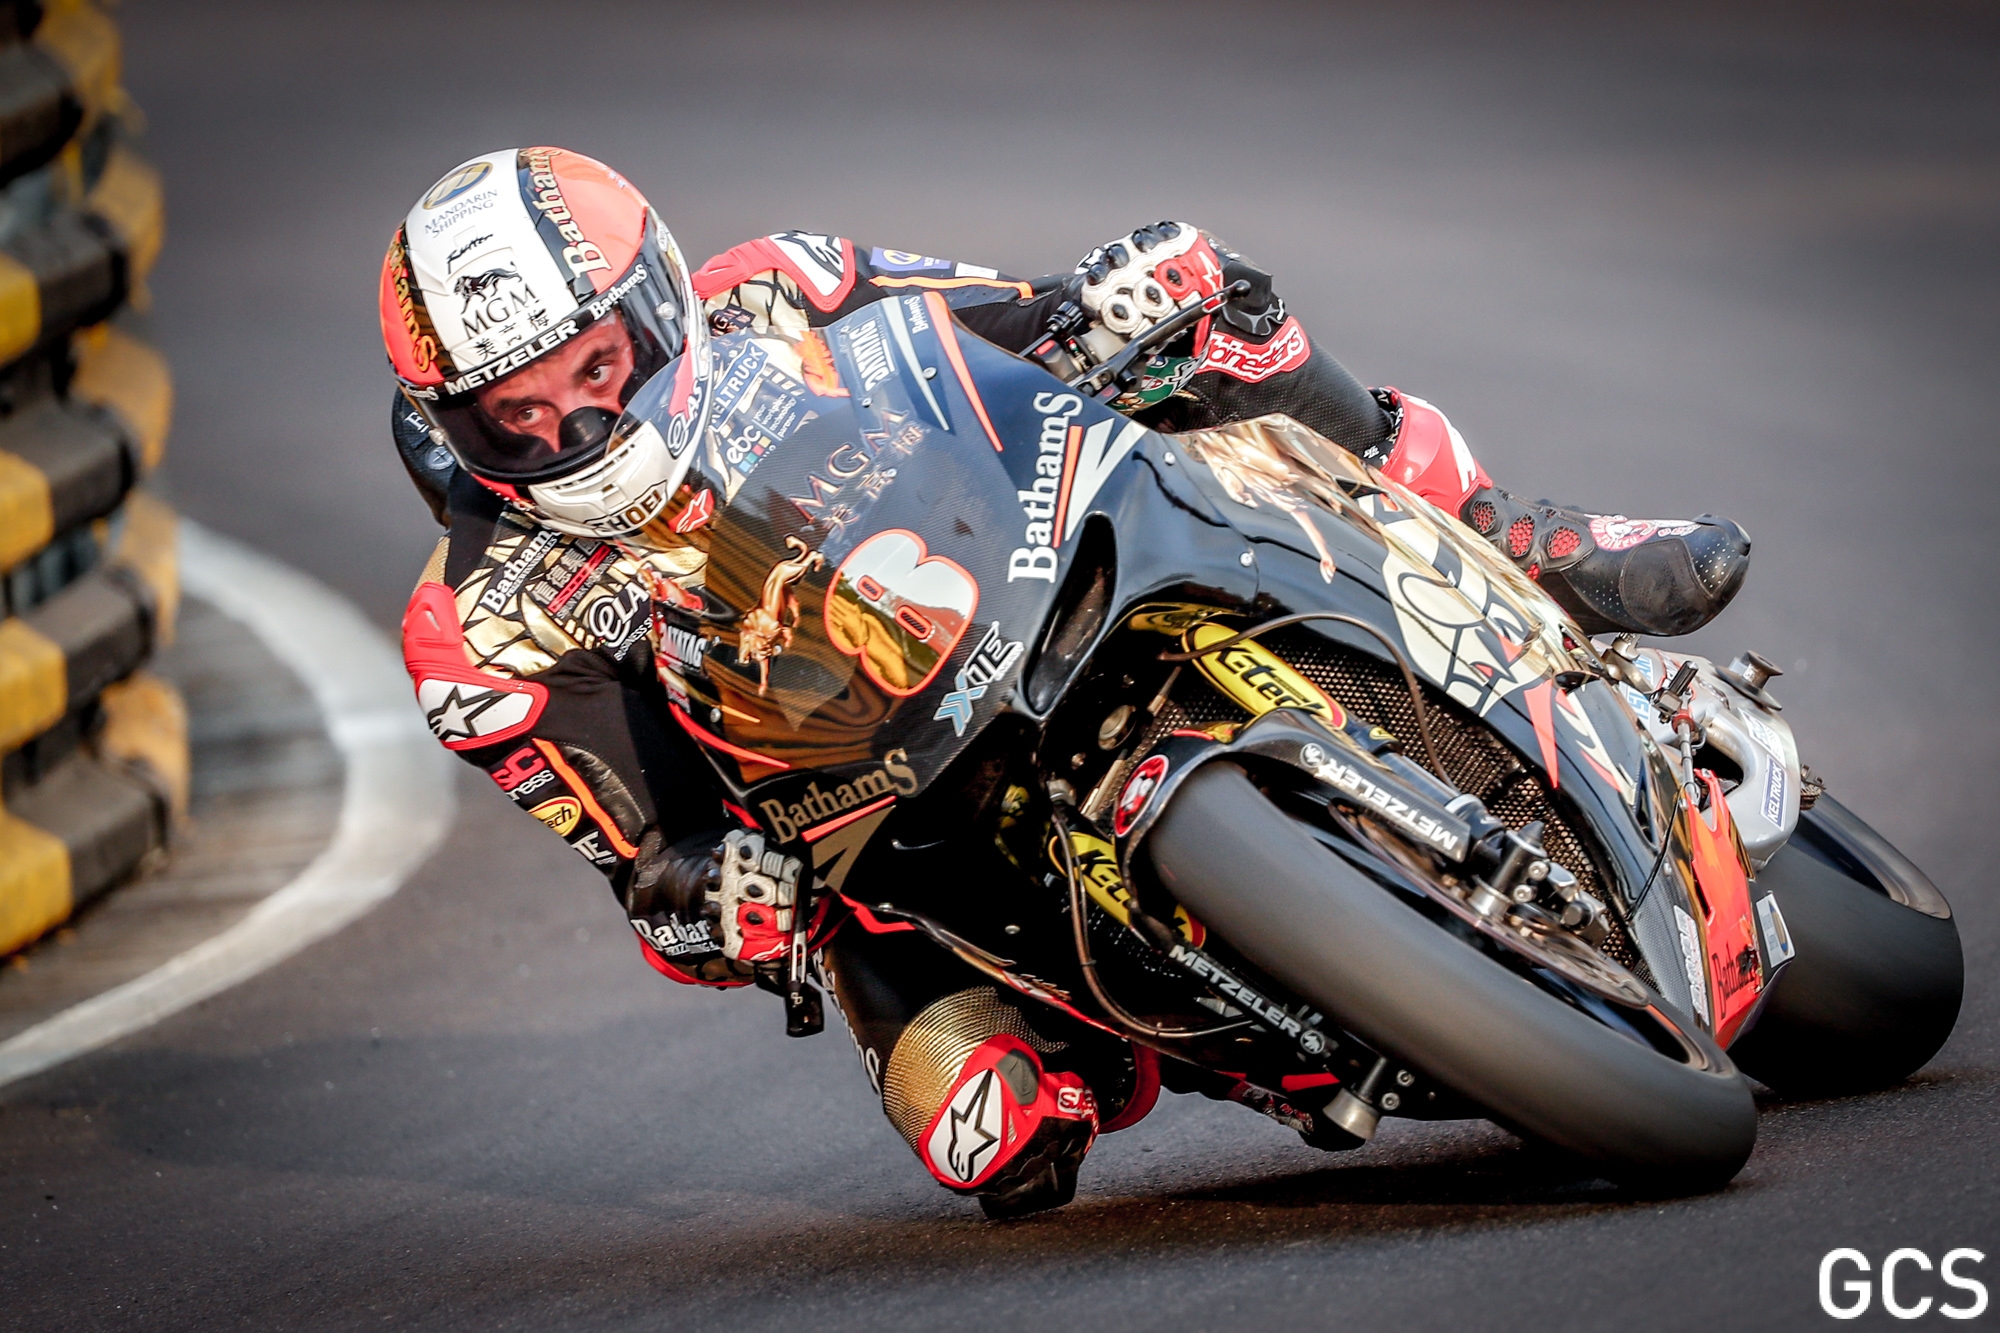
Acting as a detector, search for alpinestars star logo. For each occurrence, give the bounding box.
[928,1069,1006,1184]
[424,684,513,741]
[414,677,541,749]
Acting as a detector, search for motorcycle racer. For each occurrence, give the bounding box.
[383,147,1753,1216]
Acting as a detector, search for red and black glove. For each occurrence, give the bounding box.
[702,830,802,966]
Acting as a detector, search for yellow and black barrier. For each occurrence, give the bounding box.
[0,1,182,957]
[0,0,118,185]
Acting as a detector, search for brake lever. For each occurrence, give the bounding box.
[1068,279,1252,400]
[782,881,823,1038]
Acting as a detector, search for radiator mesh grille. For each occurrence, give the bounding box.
[1139,628,1648,981]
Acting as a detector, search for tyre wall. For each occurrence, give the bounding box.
[0,0,182,957]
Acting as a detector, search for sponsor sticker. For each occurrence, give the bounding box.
[1673,904,1712,1024]
[527,542,611,618]
[1754,893,1795,966]
[713,339,771,417]
[1587,516,1701,552]
[1054,828,1205,945]
[1761,756,1787,825]
[1166,940,1323,1051]
[847,317,896,391]
[769,231,847,297]
[869,247,953,275]
[1196,316,1310,383]
[1744,713,1784,759]
[523,147,612,277]
[387,236,441,377]
[419,182,502,238]
[423,160,493,209]
[757,749,919,843]
[450,255,540,348]
[1184,623,1344,728]
[583,582,651,657]
[584,262,648,321]
[1007,392,1145,583]
[1113,754,1170,837]
[1298,742,1467,858]
[933,622,1024,736]
[529,795,582,837]
[444,319,581,395]
[824,530,978,698]
[487,745,553,799]
[926,1068,1006,1184]
[659,622,710,676]
[631,915,715,958]
[671,487,715,534]
[479,527,563,614]
[572,829,620,869]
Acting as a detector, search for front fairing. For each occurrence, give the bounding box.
[621,295,1714,1020]
[1146,416,1715,1017]
[625,292,1200,811]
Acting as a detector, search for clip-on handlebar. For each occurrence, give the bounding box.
[1020,279,1254,401]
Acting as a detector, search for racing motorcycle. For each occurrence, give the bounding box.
[618,280,1963,1202]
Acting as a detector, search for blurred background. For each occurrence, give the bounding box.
[4,3,1995,1327]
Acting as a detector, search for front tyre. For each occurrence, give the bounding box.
[1729,796,1963,1098]
[1147,763,1756,1192]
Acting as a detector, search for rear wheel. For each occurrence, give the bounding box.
[1147,762,1757,1192]
[1729,796,1962,1098]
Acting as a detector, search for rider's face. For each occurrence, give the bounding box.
[474,319,635,447]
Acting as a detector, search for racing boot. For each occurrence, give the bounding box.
[884,993,1099,1220]
[1458,488,1751,637]
[1376,388,1751,637]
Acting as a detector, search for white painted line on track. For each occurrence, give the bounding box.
[0,521,456,1091]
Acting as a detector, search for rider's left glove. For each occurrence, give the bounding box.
[1075,221,1216,336]
[1075,223,1286,342]
[701,830,802,965]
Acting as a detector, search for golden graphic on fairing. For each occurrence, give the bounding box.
[1167,415,1582,714]
[1363,490,1569,718]
[734,536,826,695]
[1175,417,1343,582]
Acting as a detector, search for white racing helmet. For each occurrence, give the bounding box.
[379,147,705,537]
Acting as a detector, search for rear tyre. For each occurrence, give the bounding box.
[1147,763,1756,1193]
[1729,798,1962,1098]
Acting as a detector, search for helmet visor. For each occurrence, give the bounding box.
[401,218,696,486]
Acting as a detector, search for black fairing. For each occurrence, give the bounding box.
[620,291,1693,976]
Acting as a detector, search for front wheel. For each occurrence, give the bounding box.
[1147,763,1757,1192]
[1728,795,1963,1098]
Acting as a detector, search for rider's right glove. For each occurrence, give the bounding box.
[701,830,802,966]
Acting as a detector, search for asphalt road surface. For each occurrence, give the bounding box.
[6,3,1998,1328]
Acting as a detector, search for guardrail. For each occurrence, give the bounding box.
[0,0,182,958]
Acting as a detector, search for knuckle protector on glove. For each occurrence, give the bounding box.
[704,829,802,963]
[1075,221,1217,336]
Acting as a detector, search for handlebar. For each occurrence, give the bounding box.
[1020,279,1254,402]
